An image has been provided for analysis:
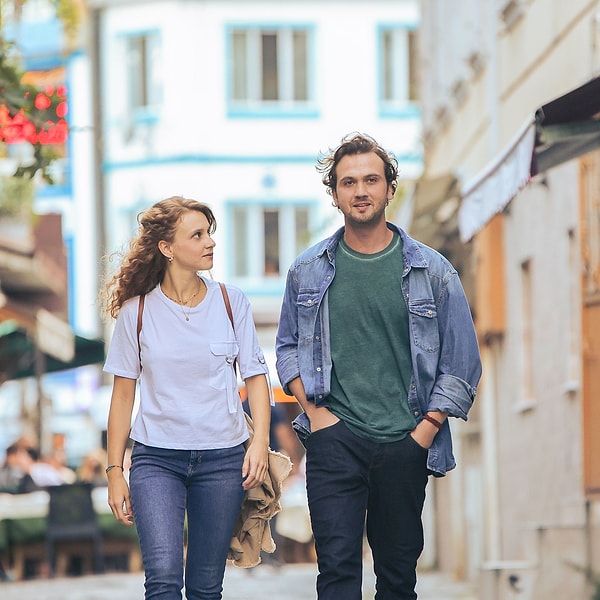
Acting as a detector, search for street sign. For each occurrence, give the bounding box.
[36,308,75,363]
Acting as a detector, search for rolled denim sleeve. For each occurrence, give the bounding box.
[428,270,481,419]
[428,373,476,419]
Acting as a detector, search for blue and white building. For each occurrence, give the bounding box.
[89,0,422,326]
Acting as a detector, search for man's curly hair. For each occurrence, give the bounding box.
[316,132,399,197]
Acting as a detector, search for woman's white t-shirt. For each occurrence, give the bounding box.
[103,278,269,450]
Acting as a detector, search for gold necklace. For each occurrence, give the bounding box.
[162,278,204,321]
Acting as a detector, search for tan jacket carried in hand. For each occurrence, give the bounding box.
[228,413,293,568]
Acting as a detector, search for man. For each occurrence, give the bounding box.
[275,133,482,599]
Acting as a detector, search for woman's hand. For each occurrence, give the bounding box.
[243,374,271,490]
[242,439,269,490]
[107,472,134,526]
[106,376,136,525]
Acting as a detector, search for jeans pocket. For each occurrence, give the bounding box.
[292,413,312,448]
[408,432,429,453]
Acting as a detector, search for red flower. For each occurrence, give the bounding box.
[35,93,52,110]
[0,87,70,147]
[21,121,38,144]
[38,119,68,145]
[11,110,28,125]
[2,123,23,144]
[55,101,68,118]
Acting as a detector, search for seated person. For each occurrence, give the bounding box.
[0,442,37,494]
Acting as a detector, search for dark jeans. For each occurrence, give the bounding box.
[305,421,429,600]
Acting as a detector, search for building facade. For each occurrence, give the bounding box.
[89,0,422,318]
[415,1,600,598]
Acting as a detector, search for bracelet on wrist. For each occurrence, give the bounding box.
[105,464,124,474]
[422,414,443,431]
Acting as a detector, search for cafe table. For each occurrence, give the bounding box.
[0,487,141,580]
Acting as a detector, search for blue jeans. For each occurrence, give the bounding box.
[305,421,429,600]
[129,442,246,600]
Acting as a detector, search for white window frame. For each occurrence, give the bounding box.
[124,30,163,124]
[379,25,420,117]
[228,25,315,117]
[229,202,313,282]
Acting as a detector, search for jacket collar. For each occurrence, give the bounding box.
[321,223,430,270]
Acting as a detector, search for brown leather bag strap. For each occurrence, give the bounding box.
[137,294,145,368]
[218,282,234,330]
[218,282,238,376]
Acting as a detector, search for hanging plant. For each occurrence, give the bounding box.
[0,0,79,181]
[0,64,68,182]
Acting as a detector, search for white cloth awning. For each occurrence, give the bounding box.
[458,119,536,242]
[458,75,600,242]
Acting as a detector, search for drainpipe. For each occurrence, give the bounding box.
[481,343,501,562]
[89,5,106,337]
[482,1,502,565]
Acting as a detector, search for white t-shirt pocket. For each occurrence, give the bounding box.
[210,341,240,413]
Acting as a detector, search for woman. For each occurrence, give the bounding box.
[102,196,271,599]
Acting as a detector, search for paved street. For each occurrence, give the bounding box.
[0,562,478,599]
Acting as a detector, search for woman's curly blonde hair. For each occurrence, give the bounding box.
[101,196,216,320]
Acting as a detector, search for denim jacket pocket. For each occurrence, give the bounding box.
[408,299,440,353]
[297,291,320,341]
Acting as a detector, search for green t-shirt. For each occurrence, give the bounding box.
[327,233,416,442]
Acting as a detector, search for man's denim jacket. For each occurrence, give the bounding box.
[275,223,482,477]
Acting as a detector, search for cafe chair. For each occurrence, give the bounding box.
[45,482,105,577]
